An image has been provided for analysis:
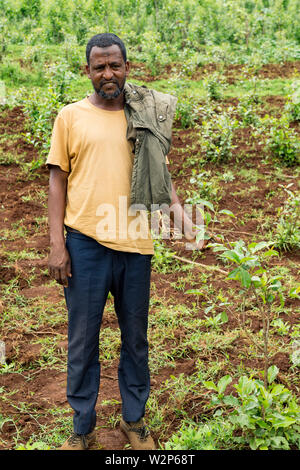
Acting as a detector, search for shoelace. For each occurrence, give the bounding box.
[131,425,150,441]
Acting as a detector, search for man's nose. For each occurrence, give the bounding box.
[103,66,114,80]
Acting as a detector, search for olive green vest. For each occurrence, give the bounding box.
[124,83,177,211]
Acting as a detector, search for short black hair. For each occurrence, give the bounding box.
[86,33,127,65]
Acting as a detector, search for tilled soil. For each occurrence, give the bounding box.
[0,87,299,450]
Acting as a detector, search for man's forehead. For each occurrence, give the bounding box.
[90,44,123,60]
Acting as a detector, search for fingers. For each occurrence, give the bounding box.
[48,248,72,287]
[49,264,72,287]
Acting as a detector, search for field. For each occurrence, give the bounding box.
[0,0,300,452]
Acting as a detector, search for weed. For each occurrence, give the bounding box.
[211,239,290,387]
[204,312,228,331]
[266,116,300,167]
[165,418,236,450]
[271,185,300,252]
[271,318,290,336]
[237,93,260,127]
[203,73,227,101]
[203,367,300,450]
[175,99,199,128]
[285,81,300,122]
[186,170,222,203]
[199,110,238,163]
[151,238,181,274]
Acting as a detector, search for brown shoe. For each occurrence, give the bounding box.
[120,418,155,450]
[60,430,96,450]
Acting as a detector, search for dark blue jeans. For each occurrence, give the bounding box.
[64,229,152,435]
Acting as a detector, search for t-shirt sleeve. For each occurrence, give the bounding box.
[46,113,70,172]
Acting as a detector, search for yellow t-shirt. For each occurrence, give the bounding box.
[46,97,154,255]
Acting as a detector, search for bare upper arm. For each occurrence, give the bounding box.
[48,164,69,182]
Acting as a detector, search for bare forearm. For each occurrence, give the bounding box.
[170,182,195,239]
[48,167,68,247]
[48,166,71,286]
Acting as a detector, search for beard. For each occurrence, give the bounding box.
[94,79,125,100]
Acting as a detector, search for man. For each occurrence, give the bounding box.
[47,33,203,451]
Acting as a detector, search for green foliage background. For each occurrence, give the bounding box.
[0,0,299,63]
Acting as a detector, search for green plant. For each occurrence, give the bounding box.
[188,198,235,241]
[164,418,236,450]
[204,311,228,330]
[271,318,290,336]
[221,170,235,183]
[272,185,300,252]
[199,110,238,163]
[203,73,226,101]
[266,116,300,167]
[22,61,74,168]
[212,240,287,387]
[285,81,300,122]
[204,367,300,450]
[186,170,222,203]
[175,98,199,128]
[151,238,181,274]
[15,440,51,450]
[237,92,260,127]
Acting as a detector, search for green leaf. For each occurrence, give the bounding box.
[289,285,300,298]
[248,241,274,253]
[272,416,296,429]
[262,249,279,258]
[268,365,279,384]
[219,209,236,217]
[270,384,285,396]
[220,311,228,323]
[251,275,262,287]
[197,199,215,212]
[223,395,239,407]
[238,267,251,289]
[217,375,232,395]
[230,412,252,429]
[185,289,204,295]
[223,250,242,264]
[203,381,218,392]
[270,436,290,450]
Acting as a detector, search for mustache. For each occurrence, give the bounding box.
[99,79,119,88]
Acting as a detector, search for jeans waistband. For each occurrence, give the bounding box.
[65,225,81,234]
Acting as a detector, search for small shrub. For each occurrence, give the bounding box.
[285,82,300,122]
[186,170,222,203]
[22,61,74,167]
[203,73,226,101]
[151,238,180,274]
[203,368,300,450]
[266,116,300,167]
[272,185,300,252]
[175,99,198,128]
[165,419,236,450]
[237,93,260,127]
[200,110,238,163]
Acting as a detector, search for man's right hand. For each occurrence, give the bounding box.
[48,244,72,287]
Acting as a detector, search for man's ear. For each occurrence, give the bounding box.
[125,61,130,77]
[85,64,91,79]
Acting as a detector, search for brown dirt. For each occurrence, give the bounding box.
[0,80,299,450]
[130,60,300,83]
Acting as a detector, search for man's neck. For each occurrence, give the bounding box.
[88,91,125,111]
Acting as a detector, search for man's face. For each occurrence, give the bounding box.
[86,45,129,100]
